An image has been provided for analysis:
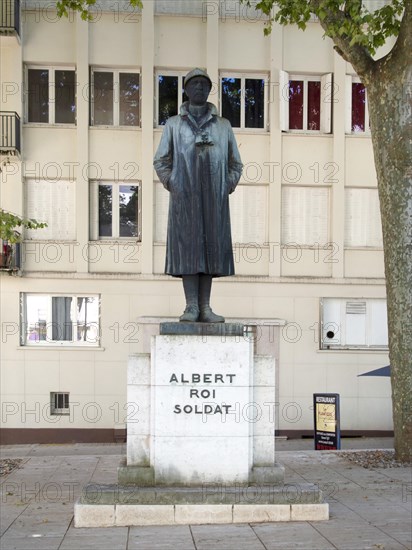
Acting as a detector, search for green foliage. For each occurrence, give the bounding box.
[0,210,47,243]
[248,0,404,54]
[56,0,143,20]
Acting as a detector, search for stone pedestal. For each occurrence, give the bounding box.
[121,322,284,485]
[75,319,329,526]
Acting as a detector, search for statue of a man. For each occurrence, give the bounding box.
[154,68,243,323]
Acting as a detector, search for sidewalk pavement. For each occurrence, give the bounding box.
[0,439,411,550]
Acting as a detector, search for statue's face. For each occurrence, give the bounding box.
[185,76,211,106]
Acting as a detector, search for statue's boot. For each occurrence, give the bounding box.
[180,275,200,322]
[198,274,225,323]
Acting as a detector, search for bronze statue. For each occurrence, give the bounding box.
[154,68,243,323]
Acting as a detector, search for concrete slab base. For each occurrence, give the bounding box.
[74,483,328,526]
[74,502,329,527]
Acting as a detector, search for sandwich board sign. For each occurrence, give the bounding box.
[313,393,341,450]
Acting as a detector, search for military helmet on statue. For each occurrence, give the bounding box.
[184,68,212,90]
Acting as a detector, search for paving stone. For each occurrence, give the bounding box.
[252,522,335,549]
[0,535,64,549]
[128,525,195,550]
[1,440,411,550]
[191,523,266,550]
[233,504,290,523]
[59,526,128,550]
[312,519,408,550]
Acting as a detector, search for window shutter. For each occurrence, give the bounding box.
[89,181,99,241]
[26,179,75,240]
[282,186,329,245]
[155,0,203,16]
[26,180,51,239]
[279,70,289,131]
[368,300,388,346]
[320,73,332,134]
[345,75,353,134]
[345,300,367,345]
[52,180,76,240]
[230,185,268,244]
[345,188,383,247]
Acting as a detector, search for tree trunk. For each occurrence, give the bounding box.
[367,61,412,462]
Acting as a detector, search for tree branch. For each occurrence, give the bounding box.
[344,0,362,17]
[383,0,412,71]
[309,0,375,81]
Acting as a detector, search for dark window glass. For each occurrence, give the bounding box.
[55,70,76,124]
[93,72,113,125]
[119,185,139,237]
[222,77,241,128]
[158,75,178,125]
[119,73,140,126]
[28,69,49,123]
[352,82,366,132]
[307,80,320,131]
[288,80,303,130]
[98,185,113,237]
[181,76,189,104]
[245,78,264,129]
[56,393,68,409]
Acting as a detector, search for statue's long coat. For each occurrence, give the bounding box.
[154,102,243,277]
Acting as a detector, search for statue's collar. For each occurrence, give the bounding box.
[180,101,218,126]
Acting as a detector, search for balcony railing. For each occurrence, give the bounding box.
[0,240,21,272]
[0,0,20,37]
[0,112,21,156]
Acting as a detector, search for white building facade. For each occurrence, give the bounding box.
[0,0,393,443]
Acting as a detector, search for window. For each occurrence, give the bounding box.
[220,74,268,130]
[281,186,329,245]
[91,68,140,126]
[22,294,100,346]
[346,76,370,133]
[321,298,388,350]
[26,67,76,124]
[280,72,332,133]
[345,188,382,247]
[90,181,141,240]
[156,70,188,126]
[51,392,70,415]
[25,179,75,240]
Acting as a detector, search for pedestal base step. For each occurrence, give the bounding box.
[75,484,328,527]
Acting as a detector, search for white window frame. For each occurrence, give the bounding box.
[155,69,189,127]
[320,298,388,350]
[90,180,142,241]
[280,71,332,133]
[91,67,141,127]
[220,72,269,131]
[21,293,101,347]
[345,75,370,134]
[25,65,77,125]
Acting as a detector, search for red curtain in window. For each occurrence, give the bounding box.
[352,82,366,132]
[288,80,303,129]
[307,81,320,131]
